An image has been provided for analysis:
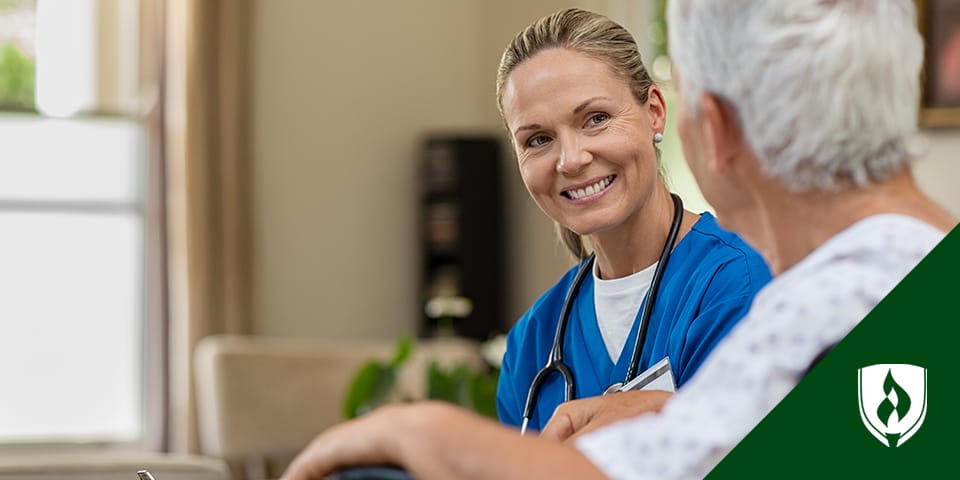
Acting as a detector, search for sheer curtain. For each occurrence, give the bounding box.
[163,0,253,453]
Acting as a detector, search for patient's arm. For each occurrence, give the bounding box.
[281,401,606,480]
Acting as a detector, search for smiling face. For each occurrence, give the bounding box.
[501,47,666,238]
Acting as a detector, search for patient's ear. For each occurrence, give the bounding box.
[699,93,745,175]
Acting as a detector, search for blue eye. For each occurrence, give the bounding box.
[587,112,609,126]
[526,134,551,148]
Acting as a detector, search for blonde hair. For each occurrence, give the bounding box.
[497,8,658,259]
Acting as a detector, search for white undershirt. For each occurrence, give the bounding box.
[593,260,658,363]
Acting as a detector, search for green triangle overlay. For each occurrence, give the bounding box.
[708,225,960,478]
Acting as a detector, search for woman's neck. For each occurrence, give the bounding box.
[589,191,698,279]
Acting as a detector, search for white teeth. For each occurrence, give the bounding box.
[565,176,613,200]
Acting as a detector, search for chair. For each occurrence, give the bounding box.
[193,335,484,480]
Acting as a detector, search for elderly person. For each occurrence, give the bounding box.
[283,2,956,479]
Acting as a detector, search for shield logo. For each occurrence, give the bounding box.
[858,364,927,447]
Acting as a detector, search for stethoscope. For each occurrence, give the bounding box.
[519,193,684,435]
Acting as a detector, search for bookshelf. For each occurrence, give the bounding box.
[420,136,505,340]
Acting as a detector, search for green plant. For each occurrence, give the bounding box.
[342,337,501,420]
[426,361,499,419]
[0,42,35,111]
[0,1,36,11]
[342,337,413,419]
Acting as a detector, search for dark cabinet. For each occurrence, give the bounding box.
[420,136,505,340]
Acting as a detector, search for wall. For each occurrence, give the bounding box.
[250,0,490,338]
[915,130,960,217]
[249,0,625,339]
[249,1,960,340]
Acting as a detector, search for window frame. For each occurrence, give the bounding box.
[0,0,167,453]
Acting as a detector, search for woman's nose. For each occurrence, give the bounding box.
[556,135,591,175]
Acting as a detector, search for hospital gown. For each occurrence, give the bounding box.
[574,214,946,479]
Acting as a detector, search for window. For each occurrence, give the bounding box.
[0,0,157,448]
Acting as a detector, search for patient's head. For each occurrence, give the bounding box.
[668,0,924,192]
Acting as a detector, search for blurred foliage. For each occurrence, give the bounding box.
[0,0,35,12]
[342,336,413,419]
[653,0,668,57]
[343,336,500,420]
[426,361,499,419]
[0,42,35,111]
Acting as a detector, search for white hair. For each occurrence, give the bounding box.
[667,0,924,191]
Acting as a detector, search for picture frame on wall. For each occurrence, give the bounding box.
[917,0,960,127]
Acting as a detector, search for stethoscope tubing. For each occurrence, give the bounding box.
[624,193,683,381]
[519,250,592,434]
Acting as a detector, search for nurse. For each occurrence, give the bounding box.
[495,8,771,432]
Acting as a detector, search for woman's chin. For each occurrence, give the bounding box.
[562,219,621,238]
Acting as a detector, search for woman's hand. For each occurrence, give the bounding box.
[540,390,673,442]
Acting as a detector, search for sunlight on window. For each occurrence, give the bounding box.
[0,116,143,202]
[35,0,97,117]
[0,212,142,441]
[0,115,146,443]
[0,0,150,446]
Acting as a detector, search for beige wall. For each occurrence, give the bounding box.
[249,1,960,339]
[250,0,588,339]
[915,129,960,218]
[251,0,484,338]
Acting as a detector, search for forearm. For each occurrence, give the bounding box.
[396,402,607,480]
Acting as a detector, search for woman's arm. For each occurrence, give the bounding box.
[539,389,672,442]
[282,401,607,480]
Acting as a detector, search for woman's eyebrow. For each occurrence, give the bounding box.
[573,96,611,114]
[513,123,543,137]
[512,96,612,137]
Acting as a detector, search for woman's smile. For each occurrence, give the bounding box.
[561,174,617,203]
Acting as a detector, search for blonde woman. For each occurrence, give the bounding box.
[494,9,769,434]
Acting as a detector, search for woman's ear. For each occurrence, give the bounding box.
[646,84,667,133]
[699,92,745,175]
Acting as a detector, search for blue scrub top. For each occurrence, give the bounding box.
[497,212,771,431]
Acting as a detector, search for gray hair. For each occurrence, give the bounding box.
[667,0,924,191]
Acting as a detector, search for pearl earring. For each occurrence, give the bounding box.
[654,132,664,144]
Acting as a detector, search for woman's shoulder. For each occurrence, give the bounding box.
[509,260,588,335]
[684,213,768,269]
[673,212,772,294]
